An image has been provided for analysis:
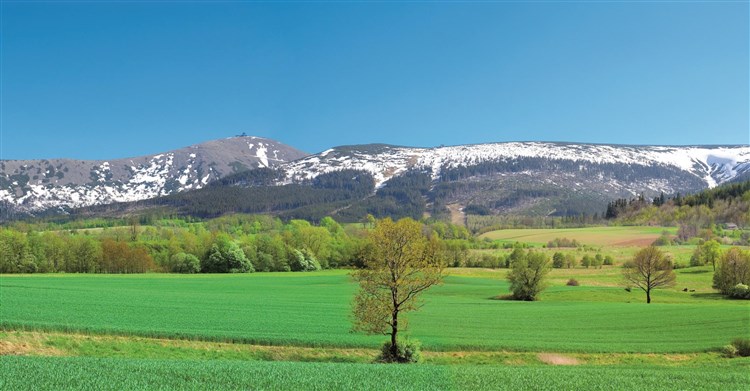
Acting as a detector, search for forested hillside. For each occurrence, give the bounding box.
[605,180,750,228]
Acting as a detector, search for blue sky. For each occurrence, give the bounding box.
[1,1,748,160]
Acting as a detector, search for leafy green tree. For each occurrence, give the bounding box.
[713,248,750,295]
[40,232,68,272]
[690,240,722,270]
[564,253,576,268]
[581,255,593,268]
[593,254,604,269]
[352,218,445,362]
[202,235,254,273]
[507,250,551,301]
[289,249,322,272]
[65,236,101,273]
[169,252,201,273]
[552,252,565,268]
[508,247,525,268]
[254,234,288,271]
[0,230,37,273]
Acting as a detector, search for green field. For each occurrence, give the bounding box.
[479,226,675,247]
[2,271,747,353]
[3,225,749,389]
[2,356,749,391]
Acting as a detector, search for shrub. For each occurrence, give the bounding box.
[566,278,579,286]
[377,339,422,363]
[546,238,580,248]
[603,255,614,266]
[731,338,750,357]
[729,283,750,299]
[652,233,673,246]
[721,344,738,358]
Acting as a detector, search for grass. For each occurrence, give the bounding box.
[2,270,747,353]
[478,226,676,247]
[1,330,743,367]
[2,356,749,391]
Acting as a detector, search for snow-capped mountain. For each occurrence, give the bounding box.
[282,142,750,191]
[2,138,749,219]
[0,136,307,215]
[273,142,750,217]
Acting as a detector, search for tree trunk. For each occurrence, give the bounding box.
[646,289,651,304]
[390,310,399,360]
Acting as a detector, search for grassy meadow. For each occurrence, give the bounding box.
[1,270,747,353]
[479,226,676,247]
[2,225,749,390]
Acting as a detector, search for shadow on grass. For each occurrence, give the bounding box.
[690,292,728,300]
[678,269,712,274]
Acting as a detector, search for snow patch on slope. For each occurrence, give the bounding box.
[282,143,750,189]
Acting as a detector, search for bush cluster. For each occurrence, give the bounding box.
[724,338,750,358]
[546,238,581,248]
[728,284,750,299]
[377,339,422,363]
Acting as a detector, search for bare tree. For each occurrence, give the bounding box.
[351,218,444,362]
[623,246,676,303]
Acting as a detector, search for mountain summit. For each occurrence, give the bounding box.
[0,136,307,214]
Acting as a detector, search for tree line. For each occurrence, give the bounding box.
[0,214,478,274]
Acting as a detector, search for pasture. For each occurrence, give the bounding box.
[1,270,747,353]
[2,225,749,390]
[478,226,675,247]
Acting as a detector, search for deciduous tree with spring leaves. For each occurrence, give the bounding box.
[351,218,445,362]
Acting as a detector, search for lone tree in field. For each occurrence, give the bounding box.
[352,217,444,363]
[507,250,551,301]
[623,246,676,303]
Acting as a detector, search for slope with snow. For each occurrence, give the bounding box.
[282,142,750,190]
[0,136,307,214]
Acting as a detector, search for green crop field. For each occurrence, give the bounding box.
[2,271,747,353]
[2,356,749,391]
[478,226,676,247]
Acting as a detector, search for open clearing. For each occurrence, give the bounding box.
[479,226,675,246]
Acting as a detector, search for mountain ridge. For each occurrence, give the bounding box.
[2,136,749,220]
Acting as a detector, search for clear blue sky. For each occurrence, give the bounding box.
[1,1,748,160]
